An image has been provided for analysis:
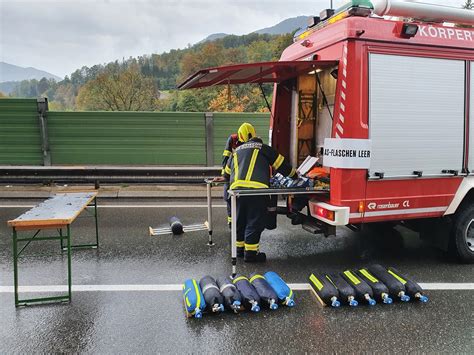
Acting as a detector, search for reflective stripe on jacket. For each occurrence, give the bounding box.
[221,133,240,175]
[223,137,295,189]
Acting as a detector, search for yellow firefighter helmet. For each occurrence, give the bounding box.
[238,122,256,142]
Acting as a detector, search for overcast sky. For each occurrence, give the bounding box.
[0,0,466,78]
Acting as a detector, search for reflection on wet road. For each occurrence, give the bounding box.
[0,200,472,352]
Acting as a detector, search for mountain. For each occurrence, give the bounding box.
[253,16,309,35]
[0,81,20,94]
[197,33,230,44]
[198,15,309,44]
[0,62,61,83]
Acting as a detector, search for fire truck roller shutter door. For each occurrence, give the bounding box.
[368,54,465,178]
[468,62,474,171]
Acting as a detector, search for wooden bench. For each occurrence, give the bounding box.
[7,191,99,307]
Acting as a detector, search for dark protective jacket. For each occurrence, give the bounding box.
[221,133,240,175]
[223,137,296,189]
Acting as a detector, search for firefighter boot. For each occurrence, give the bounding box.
[244,250,267,263]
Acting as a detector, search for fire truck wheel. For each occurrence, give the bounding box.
[451,205,474,264]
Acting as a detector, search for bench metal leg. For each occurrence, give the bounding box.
[13,227,19,306]
[61,197,99,250]
[207,182,214,246]
[94,197,99,248]
[13,227,71,307]
[67,225,72,301]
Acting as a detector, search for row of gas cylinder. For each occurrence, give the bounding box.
[183,272,295,318]
[310,264,428,307]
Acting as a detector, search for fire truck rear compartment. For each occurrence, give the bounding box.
[292,68,337,167]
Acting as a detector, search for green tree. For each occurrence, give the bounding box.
[37,77,50,95]
[247,40,275,62]
[76,66,159,111]
[173,89,217,112]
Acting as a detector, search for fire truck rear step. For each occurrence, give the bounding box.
[300,214,336,237]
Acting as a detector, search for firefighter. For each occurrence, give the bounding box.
[222,122,296,262]
[221,132,241,227]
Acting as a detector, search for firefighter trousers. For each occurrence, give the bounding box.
[223,183,232,223]
[236,195,267,251]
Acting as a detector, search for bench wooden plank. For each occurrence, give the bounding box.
[7,192,97,228]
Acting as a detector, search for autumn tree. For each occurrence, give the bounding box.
[208,85,271,112]
[76,66,159,111]
[208,86,246,112]
[51,83,76,110]
[179,42,226,81]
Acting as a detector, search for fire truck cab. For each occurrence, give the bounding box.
[178,0,474,263]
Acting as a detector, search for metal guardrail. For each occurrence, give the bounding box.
[0,166,221,184]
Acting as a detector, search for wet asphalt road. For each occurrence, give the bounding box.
[0,198,473,353]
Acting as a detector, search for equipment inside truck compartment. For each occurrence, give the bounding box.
[292,69,336,167]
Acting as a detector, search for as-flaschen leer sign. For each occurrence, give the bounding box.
[323,138,372,169]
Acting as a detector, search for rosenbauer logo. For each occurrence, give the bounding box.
[418,25,473,42]
[367,200,410,210]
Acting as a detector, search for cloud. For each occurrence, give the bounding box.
[0,0,466,78]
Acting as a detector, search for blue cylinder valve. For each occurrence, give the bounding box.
[419,295,429,303]
[400,294,410,302]
[286,297,295,307]
[251,304,261,313]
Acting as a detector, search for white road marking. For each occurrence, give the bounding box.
[419,283,474,290]
[289,283,312,290]
[0,283,472,293]
[0,205,228,208]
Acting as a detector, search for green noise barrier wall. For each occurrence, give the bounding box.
[212,112,270,166]
[47,111,206,165]
[0,99,43,165]
[0,99,270,166]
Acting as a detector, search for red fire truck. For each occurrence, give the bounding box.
[179,0,474,263]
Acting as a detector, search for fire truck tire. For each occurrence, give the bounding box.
[450,205,474,264]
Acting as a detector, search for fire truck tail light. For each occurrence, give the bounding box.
[309,201,350,226]
[316,207,335,221]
